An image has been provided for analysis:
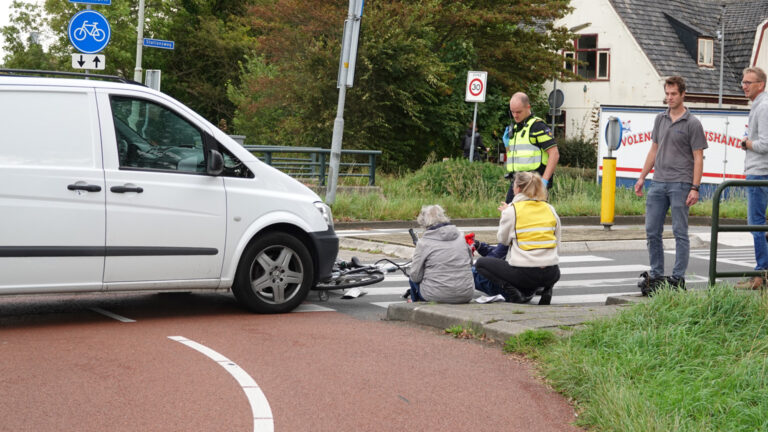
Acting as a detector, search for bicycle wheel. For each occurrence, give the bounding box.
[315,270,385,290]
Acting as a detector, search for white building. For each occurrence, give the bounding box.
[550,0,768,140]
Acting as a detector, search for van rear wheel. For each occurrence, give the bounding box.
[233,232,314,313]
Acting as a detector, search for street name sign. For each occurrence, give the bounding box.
[68,10,111,54]
[143,38,175,50]
[71,53,105,70]
[68,0,111,5]
[465,71,488,103]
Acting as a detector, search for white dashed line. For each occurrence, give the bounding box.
[168,336,274,432]
[89,307,136,322]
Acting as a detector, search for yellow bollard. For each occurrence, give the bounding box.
[600,157,617,228]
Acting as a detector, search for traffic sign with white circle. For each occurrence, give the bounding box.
[465,71,487,103]
[68,10,111,54]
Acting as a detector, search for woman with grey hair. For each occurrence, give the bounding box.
[407,204,474,303]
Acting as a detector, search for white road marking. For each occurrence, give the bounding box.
[371,301,405,308]
[168,336,274,432]
[560,264,649,275]
[293,304,335,312]
[558,255,613,263]
[89,307,135,322]
[686,249,756,268]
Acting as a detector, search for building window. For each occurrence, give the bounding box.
[565,35,610,80]
[698,37,714,67]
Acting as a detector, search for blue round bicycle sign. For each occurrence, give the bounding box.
[68,10,110,54]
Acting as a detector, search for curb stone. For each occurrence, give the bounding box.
[386,302,630,342]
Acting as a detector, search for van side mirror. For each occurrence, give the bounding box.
[207,149,224,175]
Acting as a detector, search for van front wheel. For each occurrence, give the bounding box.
[233,232,314,313]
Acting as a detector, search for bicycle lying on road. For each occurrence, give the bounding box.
[312,229,417,301]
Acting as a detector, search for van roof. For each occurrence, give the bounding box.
[0,69,141,87]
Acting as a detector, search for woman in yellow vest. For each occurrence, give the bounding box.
[475,172,561,304]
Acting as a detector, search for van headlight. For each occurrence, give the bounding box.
[314,202,334,229]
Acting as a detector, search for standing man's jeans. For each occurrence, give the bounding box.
[645,181,691,279]
[746,175,768,271]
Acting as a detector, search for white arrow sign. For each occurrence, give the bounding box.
[71,53,105,70]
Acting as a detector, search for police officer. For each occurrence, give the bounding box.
[503,92,559,203]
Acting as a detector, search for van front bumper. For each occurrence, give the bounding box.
[309,227,338,284]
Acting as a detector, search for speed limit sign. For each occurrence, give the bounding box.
[465,71,487,103]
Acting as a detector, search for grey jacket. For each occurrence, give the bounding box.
[745,91,768,175]
[409,224,474,303]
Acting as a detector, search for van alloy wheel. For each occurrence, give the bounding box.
[233,232,314,313]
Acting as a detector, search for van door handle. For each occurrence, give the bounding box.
[110,185,144,193]
[67,184,102,192]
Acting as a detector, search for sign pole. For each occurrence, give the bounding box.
[133,0,145,83]
[464,71,487,163]
[469,102,478,162]
[326,0,361,205]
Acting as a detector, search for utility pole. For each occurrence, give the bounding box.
[717,2,726,108]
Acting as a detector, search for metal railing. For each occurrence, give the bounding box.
[243,145,381,186]
[708,179,768,285]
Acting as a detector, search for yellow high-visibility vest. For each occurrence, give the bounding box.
[512,200,557,250]
[505,117,552,173]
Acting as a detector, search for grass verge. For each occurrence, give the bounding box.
[330,159,747,221]
[519,286,768,431]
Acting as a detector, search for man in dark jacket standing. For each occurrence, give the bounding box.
[461,123,485,161]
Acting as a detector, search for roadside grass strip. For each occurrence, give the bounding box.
[518,285,768,432]
[329,160,748,221]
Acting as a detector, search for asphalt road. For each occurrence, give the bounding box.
[0,292,582,432]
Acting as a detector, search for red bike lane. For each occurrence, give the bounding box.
[0,295,583,432]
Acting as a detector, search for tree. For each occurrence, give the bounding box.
[230,0,573,171]
[2,0,254,127]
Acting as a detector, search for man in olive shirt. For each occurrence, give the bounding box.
[634,76,707,294]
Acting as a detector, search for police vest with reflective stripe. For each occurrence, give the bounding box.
[505,116,551,173]
[512,200,557,251]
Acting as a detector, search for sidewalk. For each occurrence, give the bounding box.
[335,218,753,343]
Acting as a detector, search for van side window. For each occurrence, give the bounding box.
[110,96,206,173]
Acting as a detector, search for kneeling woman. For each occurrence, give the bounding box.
[408,205,474,303]
[475,172,561,304]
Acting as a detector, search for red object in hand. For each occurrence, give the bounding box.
[464,232,476,252]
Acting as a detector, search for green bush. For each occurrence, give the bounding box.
[558,136,597,168]
[404,158,508,201]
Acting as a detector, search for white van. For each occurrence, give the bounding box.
[0,70,338,313]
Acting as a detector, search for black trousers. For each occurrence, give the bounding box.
[475,257,560,298]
